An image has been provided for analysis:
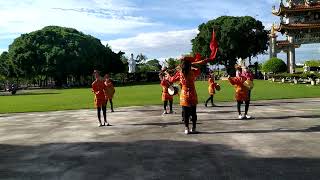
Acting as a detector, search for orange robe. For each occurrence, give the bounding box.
[208,78,217,95]
[92,80,106,108]
[104,80,115,100]
[228,76,249,101]
[169,69,200,107]
[160,80,173,101]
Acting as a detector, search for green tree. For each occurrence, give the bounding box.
[0,51,10,77]
[7,26,125,87]
[165,58,180,70]
[146,59,161,71]
[191,16,268,75]
[262,58,287,73]
[136,53,147,64]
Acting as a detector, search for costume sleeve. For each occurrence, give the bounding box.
[229,77,247,85]
[208,78,214,84]
[160,80,166,87]
[168,72,180,83]
[192,68,201,77]
[92,83,98,93]
[248,72,254,81]
[228,77,240,85]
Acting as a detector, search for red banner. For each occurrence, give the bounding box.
[209,31,218,61]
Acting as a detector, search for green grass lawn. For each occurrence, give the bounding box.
[0,80,319,113]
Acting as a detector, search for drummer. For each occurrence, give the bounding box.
[159,67,174,114]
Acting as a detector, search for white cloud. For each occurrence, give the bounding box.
[0,49,7,53]
[0,0,157,35]
[104,29,198,60]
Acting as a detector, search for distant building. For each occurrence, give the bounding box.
[270,0,320,73]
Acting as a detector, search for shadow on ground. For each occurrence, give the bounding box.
[1,140,319,180]
[202,125,320,134]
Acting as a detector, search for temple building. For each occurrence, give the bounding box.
[270,0,320,73]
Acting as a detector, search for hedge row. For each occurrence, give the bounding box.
[269,72,320,79]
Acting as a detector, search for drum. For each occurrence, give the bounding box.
[168,85,179,96]
[215,84,221,91]
[243,80,254,90]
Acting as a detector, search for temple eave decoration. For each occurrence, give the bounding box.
[274,23,320,32]
[272,2,320,16]
[270,0,320,74]
[276,40,301,48]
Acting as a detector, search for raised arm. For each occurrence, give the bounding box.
[166,71,181,83]
[228,76,246,85]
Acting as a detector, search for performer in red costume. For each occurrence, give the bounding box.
[92,70,108,126]
[228,65,252,119]
[159,71,174,114]
[167,30,218,134]
[167,57,201,134]
[104,74,115,112]
[205,73,218,107]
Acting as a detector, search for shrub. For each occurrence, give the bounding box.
[304,60,320,67]
[262,58,287,73]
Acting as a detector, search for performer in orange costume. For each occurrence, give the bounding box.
[104,74,115,112]
[92,70,108,126]
[159,73,174,114]
[228,66,250,119]
[205,73,218,107]
[167,57,208,134]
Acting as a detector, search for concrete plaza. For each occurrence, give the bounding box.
[0,98,320,180]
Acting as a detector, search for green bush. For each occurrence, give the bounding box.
[262,58,287,73]
[269,72,317,80]
[305,60,320,67]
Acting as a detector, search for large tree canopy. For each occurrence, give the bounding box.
[191,16,268,75]
[0,51,10,77]
[7,26,125,86]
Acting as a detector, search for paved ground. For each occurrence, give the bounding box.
[0,98,320,180]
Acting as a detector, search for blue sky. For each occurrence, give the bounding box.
[0,0,319,63]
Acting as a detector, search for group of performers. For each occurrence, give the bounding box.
[91,30,254,133]
[91,70,115,127]
[91,60,254,132]
[158,59,254,134]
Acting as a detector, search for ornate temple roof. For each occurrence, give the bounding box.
[272,2,320,16]
[276,40,301,48]
[274,23,320,31]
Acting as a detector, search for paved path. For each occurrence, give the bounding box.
[0,98,320,180]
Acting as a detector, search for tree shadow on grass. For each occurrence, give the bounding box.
[1,140,320,180]
[0,92,60,96]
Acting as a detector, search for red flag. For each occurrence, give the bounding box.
[209,30,218,60]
